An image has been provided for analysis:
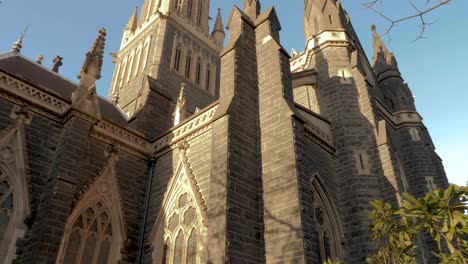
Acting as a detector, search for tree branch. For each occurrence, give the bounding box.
[363,0,451,39]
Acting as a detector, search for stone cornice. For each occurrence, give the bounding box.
[0,71,70,114]
[0,70,219,159]
[92,120,152,155]
[290,30,355,73]
[375,98,423,128]
[153,104,218,153]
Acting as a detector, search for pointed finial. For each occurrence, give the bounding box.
[52,56,63,73]
[243,0,261,20]
[212,8,225,45]
[11,25,29,54]
[174,83,186,126]
[78,28,106,81]
[36,54,44,64]
[125,6,139,32]
[371,24,399,72]
[176,83,186,109]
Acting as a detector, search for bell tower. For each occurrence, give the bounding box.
[108,0,224,138]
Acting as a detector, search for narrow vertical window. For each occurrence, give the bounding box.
[175,0,182,12]
[187,0,194,18]
[173,46,182,72]
[185,54,192,78]
[195,60,202,85]
[329,15,333,24]
[205,65,211,91]
[197,1,203,25]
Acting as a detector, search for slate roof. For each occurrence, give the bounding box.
[0,52,128,126]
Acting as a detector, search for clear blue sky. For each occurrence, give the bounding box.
[0,0,466,186]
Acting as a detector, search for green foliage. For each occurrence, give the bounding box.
[366,184,468,264]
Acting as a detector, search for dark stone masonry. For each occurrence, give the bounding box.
[0,0,448,263]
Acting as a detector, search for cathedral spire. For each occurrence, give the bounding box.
[125,6,139,33]
[212,8,225,46]
[303,0,347,39]
[72,28,106,118]
[11,25,29,54]
[78,28,106,81]
[371,24,400,77]
[243,0,261,21]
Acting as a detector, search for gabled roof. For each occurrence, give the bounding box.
[0,52,128,126]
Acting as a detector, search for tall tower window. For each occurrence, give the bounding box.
[173,46,182,72]
[195,60,202,85]
[175,0,182,12]
[197,1,203,25]
[187,0,194,19]
[185,54,192,78]
[205,65,211,91]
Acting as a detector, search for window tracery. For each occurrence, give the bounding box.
[0,123,30,264]
[61,201,114,264]
[310,175,342,262]
[56,159,125,264]
[151,160,207,264]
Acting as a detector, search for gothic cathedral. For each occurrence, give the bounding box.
[0,0,448,263]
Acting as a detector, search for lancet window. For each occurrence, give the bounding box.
[173,46,182,72]
[185,53,192,79]
[160,192,199,264]
[151,162,207,264]
[195,60,202,85]
[0,166,21,263]
[187,0,194,19]
[196,1,203,25]
[0,125,30,264]
[56,162,125,264]
[205,65,211,91]
[61,201,114,264]
[310,175,342,262]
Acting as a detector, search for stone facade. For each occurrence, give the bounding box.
[0,0,448,263]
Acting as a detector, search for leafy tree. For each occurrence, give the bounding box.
[366,184,468,264]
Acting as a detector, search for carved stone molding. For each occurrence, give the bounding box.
[153,104,218,153]
[0,71,70,114]
[92,120,152,155]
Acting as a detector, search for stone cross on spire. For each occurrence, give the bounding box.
[11,25,29,54]
[243,0,261,21]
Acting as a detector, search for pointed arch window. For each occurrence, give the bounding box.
[173,46,182,72]
[195,59,202,85]
[161,193,199,263]
[151,161,207,264]
[0,124,30,264]
[205,64,211,91]
[175,0,182,12]
[57,161,125,264]
[185,53,192,79]
[61,201,113,264]
[187,0,194,19]
[310,175,342,262]
[196,1,203,25]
